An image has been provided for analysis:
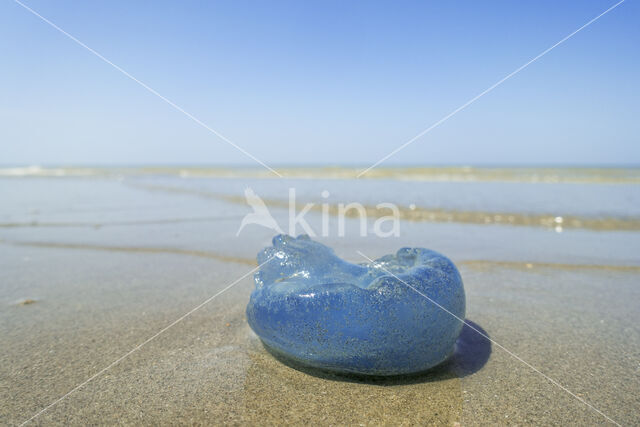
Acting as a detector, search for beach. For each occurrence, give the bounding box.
[1,167,639,425]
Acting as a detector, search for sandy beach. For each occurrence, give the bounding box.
[0,169,638,425]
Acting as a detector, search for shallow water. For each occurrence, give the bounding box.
[0,168,638,425]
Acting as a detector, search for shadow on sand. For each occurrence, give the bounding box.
[263,319,491,385]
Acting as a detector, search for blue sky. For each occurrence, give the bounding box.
[1,0,638,166]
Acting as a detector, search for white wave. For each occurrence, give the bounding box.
[0,165,96,177]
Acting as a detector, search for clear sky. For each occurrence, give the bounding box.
[1,0,638,166]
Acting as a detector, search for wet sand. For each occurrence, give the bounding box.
[128,182,640,232]
[1,176,639,425]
